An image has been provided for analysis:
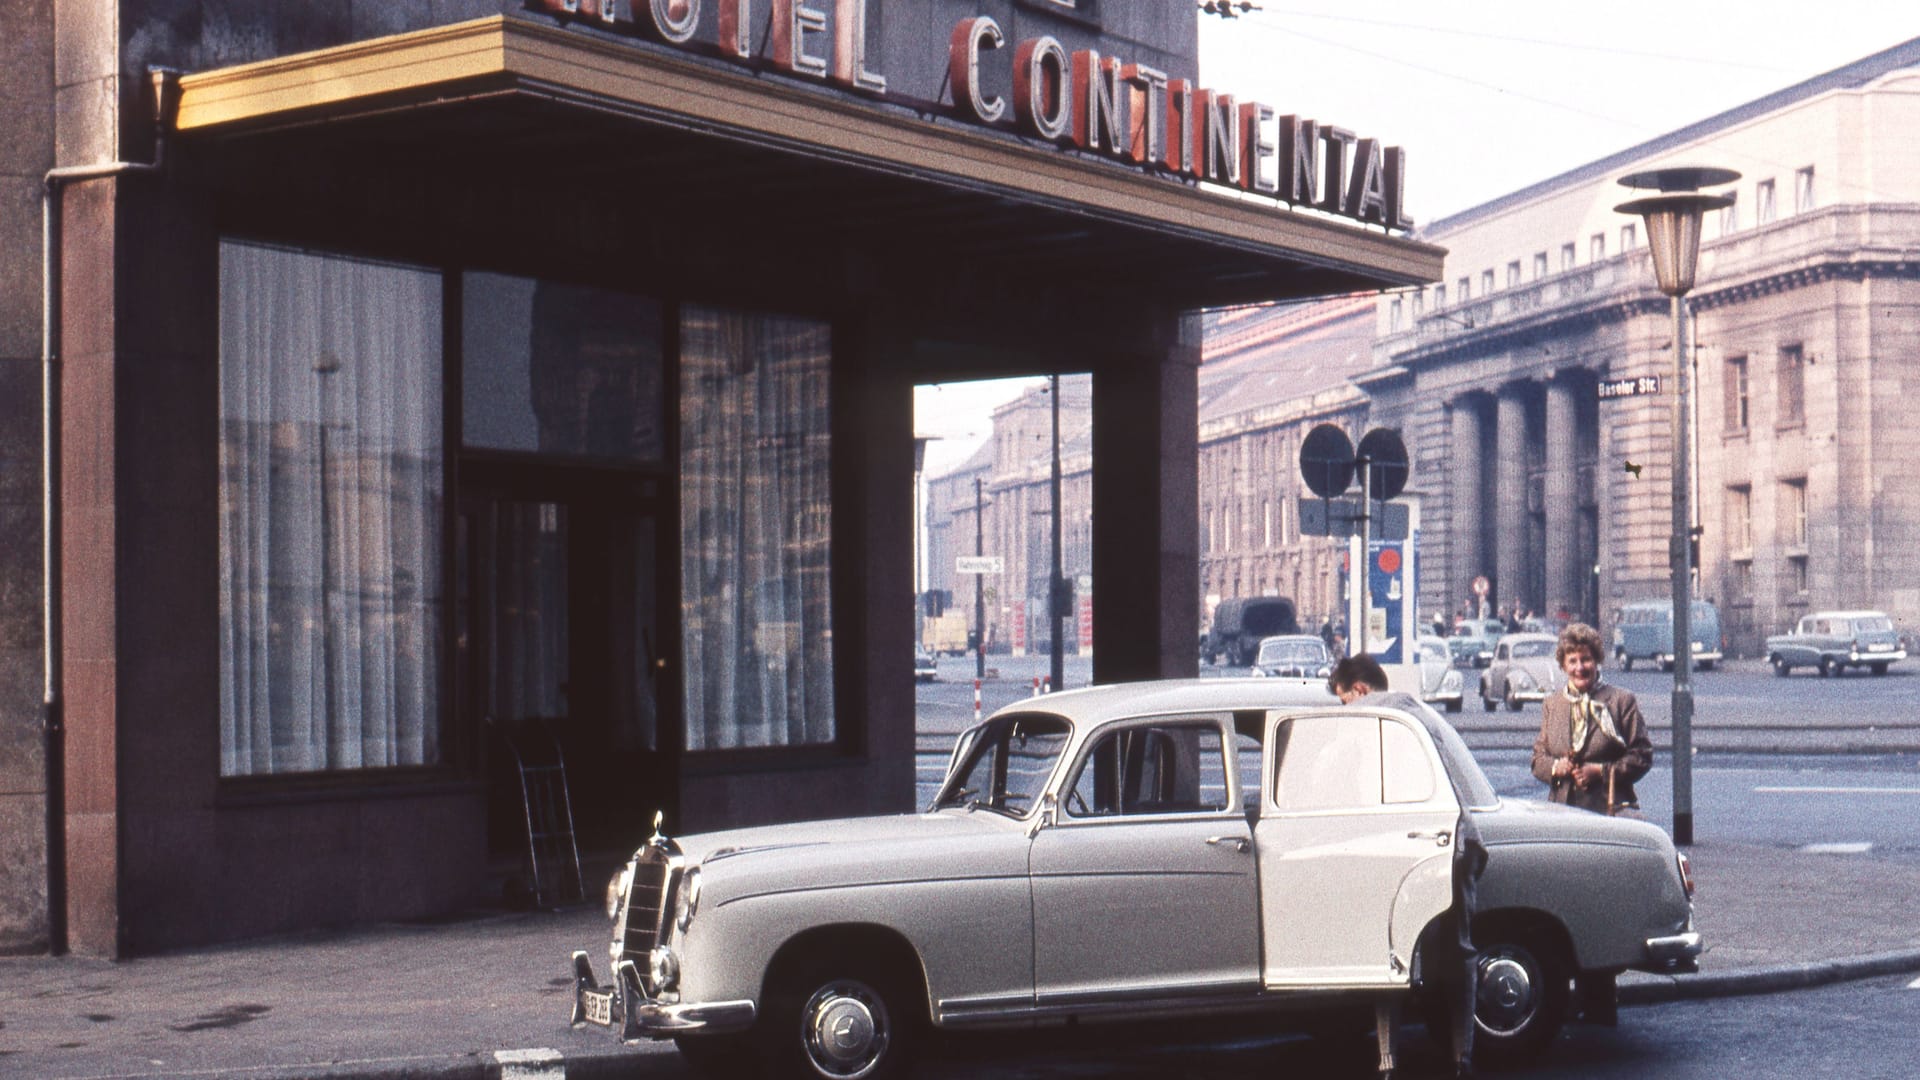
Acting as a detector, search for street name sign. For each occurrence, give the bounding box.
[955,556,1004,575]
[1598,375,1661,400]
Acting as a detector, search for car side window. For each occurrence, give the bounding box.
[1235,732,1262,812]
[1269,714,1438,811]
[1066,720,1229,817]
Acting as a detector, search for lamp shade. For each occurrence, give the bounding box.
[1614,192,1735,297]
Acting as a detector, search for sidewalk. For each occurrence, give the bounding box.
[4,842,1920,1080]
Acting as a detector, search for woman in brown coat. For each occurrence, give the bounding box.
[1531,622,1653,814]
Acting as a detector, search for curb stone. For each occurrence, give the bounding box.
[1621,947,1920,1005]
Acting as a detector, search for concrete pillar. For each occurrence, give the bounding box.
[1494,384,1530,616]
[1544,377,1580,619]
[1449,398,1484,617]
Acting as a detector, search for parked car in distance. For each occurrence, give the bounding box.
[1611,599,1722,672]
[1480,632,1561,712]
[1765,610,1908,677]
[1250,634,1332,679]
[571,681,1700,1078]
[1205,596,1300,667]
[1448,618,1505,668]
[1417,634,1465,712]
[914,644,938,683]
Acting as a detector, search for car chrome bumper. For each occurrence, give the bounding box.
[569,950,756,1040]
[1641,930,1703,973]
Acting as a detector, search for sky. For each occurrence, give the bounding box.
[916,3,1920,476]
[1198,1,1920,226]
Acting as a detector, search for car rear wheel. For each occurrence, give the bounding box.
[1771,655,1790,676]
[1505,685,1523,712]
[1617,651,1633,672]
[764,957,919,1080]
[1481,689,1497,712]
[1446,698,1463,714]
[1819,657,1838,678]
[1467,928,1569,1068]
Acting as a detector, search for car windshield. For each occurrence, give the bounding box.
[1259,641,1324,664]
[933,713,1072,817]
[1420,640,1449,664]
[1510,640,1554,659]
[1854,616,1893,632]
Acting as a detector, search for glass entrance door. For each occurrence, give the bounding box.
[459,475,671,861]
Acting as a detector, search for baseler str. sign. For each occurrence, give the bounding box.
[1597,375,1662,400]
[530,1,1414,231]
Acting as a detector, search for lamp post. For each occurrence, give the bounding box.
[1615,165,1737,847]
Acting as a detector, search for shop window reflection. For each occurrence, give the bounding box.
[679,307,836,750]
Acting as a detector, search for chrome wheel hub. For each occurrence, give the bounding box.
[802,980,889,1078]
[1475,949,1539,1035]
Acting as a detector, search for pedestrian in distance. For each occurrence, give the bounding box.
[1329,654,1484,1077]
[1531,622,1653,815]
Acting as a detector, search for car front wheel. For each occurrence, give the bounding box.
[765,960,918,1080]
[1771,655,1790,676]
[1467,929,1569,1068]
[1819,657,1838,678]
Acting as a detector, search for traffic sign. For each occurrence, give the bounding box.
[1472,574,1490,597]
[955,556,1003,575]
[1356,427,1409,500]
[1300,497,1409,540]
[1298,424,1356,498]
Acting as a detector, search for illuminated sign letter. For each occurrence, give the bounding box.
[1318,125,1356,214]
[833,0,886,93]
[647,0,700,44]
[1013,36,1071,143]
[1281,115,1318,205]
[950,17,1007,123]
[1239,102,1277,194]
[1385,146,1414,230]
[1121,63,1167,167]
[1200,90,1240,187]
[717,0,753,58]
[1164,79,1193,174]
[1071,50,1127,156]
[1347,138,1388,222]
[772,0,829,78]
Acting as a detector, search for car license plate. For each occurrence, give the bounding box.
[582,987,614,1027]
[1869,643,1893,652]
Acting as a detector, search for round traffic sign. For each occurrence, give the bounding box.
[1299,424,1355,499]
[1472,575,1490,597]
[1355,428,1410,501]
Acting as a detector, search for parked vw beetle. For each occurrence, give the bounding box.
[1479,632,1562,712]
[1417,633,1465,712]
[571,682,1698,1078]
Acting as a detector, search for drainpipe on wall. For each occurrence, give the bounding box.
[40,67,178,956]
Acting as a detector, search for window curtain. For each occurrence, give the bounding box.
[218,242,443,775]
[679,307,834,750]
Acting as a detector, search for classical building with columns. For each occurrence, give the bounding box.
[1368,38,1920,654]
[1192,37,1920,660]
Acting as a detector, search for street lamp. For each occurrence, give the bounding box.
[1615,165,1737,848]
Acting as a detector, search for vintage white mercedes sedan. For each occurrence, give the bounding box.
[571,681,1700,1078]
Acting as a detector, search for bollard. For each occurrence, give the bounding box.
[1042,676,1051,694]
[1032,676,1040,696]
[973,679,982,722]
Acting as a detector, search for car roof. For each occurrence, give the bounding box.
[1805,609,1890,620]
[987,678,1337,726]
[1501,632,1558,644]
[1257,634,1324,646]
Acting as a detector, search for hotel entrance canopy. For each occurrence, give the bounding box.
[172,16,1442,310]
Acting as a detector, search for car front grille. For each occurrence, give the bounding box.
[615,848,675,965]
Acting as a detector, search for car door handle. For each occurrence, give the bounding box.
[1407,829,1452,847]
[1206,835,1251,854]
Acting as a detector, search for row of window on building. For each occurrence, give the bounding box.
[1386,167,1818,330]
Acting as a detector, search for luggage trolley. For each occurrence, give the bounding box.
[496,721,586,909]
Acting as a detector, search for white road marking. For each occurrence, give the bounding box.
[1798,842,1873,854]
[1909,975,1920,990]
[1754,786,1920,795]
[495,1048,564,1079]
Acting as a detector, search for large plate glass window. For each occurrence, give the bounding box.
[680,306,835,749]
[217,242,443,775]
[461,274,664,462]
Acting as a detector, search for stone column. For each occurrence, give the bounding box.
[1449,398,1485,617]
[1544,376,1580,619]
[1494,384,1530,616]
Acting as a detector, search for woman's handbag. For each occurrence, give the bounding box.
[1605,766,1644,820]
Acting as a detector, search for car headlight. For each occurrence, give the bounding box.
[673,867,702,931]
[1315,665,1331,678]
[605,862,634,921]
